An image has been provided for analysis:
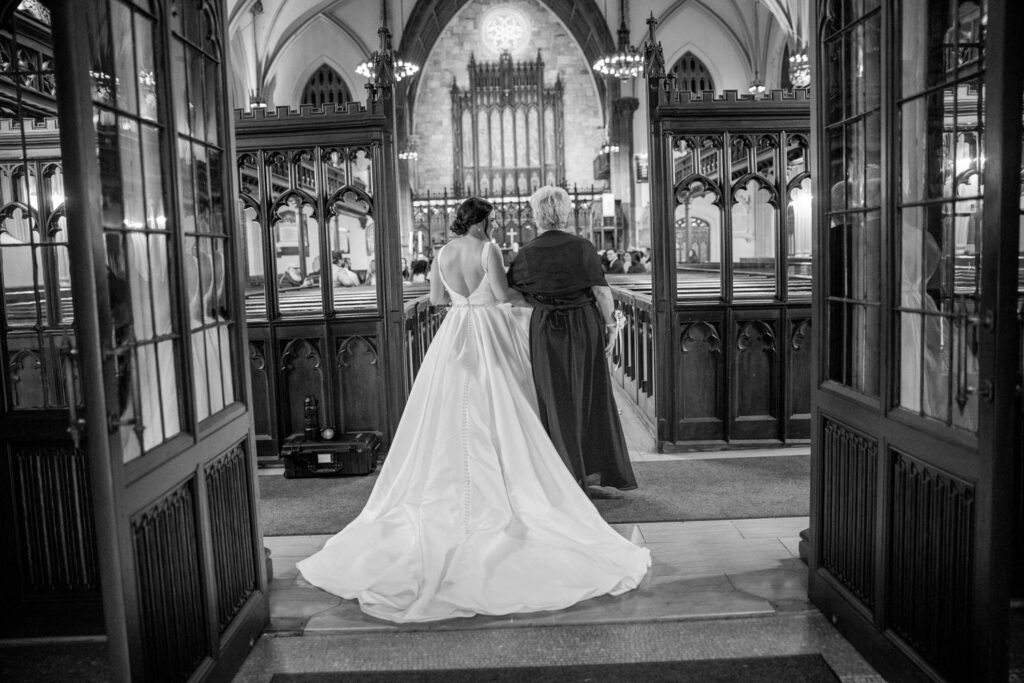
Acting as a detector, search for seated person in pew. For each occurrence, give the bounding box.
[279,265,305,288]
[333,257,360,287]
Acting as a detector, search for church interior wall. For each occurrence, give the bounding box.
[227,0,803,245]
[410,0,604,194]
[265,16,364,107]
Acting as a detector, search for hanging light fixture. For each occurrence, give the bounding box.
[356,0,420,85]
[593,0,642,80]
[788,45,810,88]
[398,134,419,160]
[356,58,419,82]
[748,3,766,95]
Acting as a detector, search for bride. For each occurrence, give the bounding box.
[296,196,651,623]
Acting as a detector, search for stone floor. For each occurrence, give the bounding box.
[242,515,883,682]
[236,389,885,681]
[264,516,810,636]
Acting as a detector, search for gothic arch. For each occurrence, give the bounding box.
[296,60,354,108]
[670,51,716,94]
[399,0,616,121]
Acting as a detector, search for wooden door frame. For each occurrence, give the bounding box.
[807,1,1023,680]
[51,1,268,679]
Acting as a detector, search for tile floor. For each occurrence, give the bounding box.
[240,389,885,681]
[248,516,883,682]
[265,516,810,635]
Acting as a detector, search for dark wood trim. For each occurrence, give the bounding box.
[973,0,1023,676]
[49,0,131,676]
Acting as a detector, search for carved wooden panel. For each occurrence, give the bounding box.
[205,442,257,632]
[131,480,208,681]
[788,318,812,416]
[8,348,44,409]
[734,320,777,418]
[280,338,326,438]
[888,449,974,682]
[248,341,272,437]
[335,335,380,432]
[820,417,876,607]
[677,319,724,439]
[8,444,99,595]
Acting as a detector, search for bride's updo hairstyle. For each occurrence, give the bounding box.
[451,196,493,235]
[528,185,571,231]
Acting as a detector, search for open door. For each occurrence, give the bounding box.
[50,0,268,679]
[809,0,1021,680]
[0,2,103,638]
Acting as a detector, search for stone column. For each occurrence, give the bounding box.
[611,96,639,251]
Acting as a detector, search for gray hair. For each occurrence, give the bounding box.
[529,185,571,231]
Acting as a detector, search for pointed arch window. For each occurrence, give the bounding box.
[670,52,715,95]
[301,64,352,108]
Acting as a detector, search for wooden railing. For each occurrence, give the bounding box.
[609,285,656,426]
[608,273,812,447]
[403,295,447,392]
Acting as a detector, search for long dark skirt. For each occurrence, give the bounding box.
[528,297,637,490]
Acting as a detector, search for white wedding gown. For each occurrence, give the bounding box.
[296,243,651,623]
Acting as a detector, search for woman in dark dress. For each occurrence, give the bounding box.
[507,186,637,492]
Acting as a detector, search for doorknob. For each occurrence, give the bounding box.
[59,338,86,449]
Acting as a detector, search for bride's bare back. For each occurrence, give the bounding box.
[429,237,519,305]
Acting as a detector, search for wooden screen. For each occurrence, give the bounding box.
[642,81,812,446]
[451,51,564,195]
[235,103,411,463]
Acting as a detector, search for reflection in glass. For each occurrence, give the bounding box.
[328,189,375,307]
[674,178,721,299]
[273,194,321,314]
[787,177,813,297]
[732,178,776,299]
[241,201,265,318]
[828,301,879,395]
[895,0,985,430]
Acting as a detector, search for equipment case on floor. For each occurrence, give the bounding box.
[281,432,382,479]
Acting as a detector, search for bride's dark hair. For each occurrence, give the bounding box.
[451,197,493,235]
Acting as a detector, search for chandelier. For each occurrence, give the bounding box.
[356,58,419,82]
[789,47,810,88]
[593,0,642,80]
[356,0,419,87]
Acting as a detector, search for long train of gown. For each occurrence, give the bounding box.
[296,253,651,623]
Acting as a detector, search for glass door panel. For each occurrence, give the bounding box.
[896,1,985,430]
[89,0,185,460]
[170,1,236,423]
[823,3,882,397]
[671,135,722,301]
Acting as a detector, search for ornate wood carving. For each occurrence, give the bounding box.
[888,449,974,682]
[280,338,325,437]
[9,444,99,594]
[205,442,257,632]
[820,417,876,607]
[451,52,565,194]
[249,341,271,437]
[8,348,43,409]
[735,320,776,418]
[679,321,722,420]
[131,480,208,681]
[336,335,380,432]
[789,319,812,417]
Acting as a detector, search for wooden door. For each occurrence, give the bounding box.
[0,3,103,638]
[50,0,268,679]
[809,0,1021,680]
